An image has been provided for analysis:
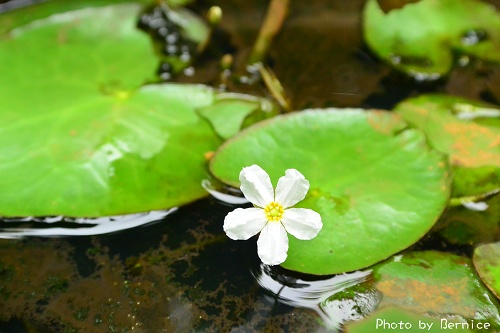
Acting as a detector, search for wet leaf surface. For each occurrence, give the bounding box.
[474,242,500,300]
[363,0,500,78]
[210,109,450,275]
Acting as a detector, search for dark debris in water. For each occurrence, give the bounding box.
[137,4,200,81]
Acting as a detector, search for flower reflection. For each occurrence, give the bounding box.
[252,263,373,331]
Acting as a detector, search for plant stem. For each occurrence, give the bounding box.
[248,0,290,65]
[449,188,500,207]
[255,63,291,111]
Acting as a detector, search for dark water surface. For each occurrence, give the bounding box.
[0,199,345,332]
[1,0,500,332]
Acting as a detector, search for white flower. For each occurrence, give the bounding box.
[223,165,323,266]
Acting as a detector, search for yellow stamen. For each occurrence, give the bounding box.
[264,201,284,221]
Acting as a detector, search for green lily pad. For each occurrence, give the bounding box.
[210,109,450,274]
[372,251,500,329]
[0,0,151,33]
[363,0,500,78]
[344,307,474,333]
[474,243,500,300]
[0,3,274,217]
[395,94,500,168]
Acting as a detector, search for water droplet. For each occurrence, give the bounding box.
[166,32,179,44]
[183,66,195,76]
[461,29,487,46]
[157,26,169,37]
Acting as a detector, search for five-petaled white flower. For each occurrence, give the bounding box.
[223,165,323,266]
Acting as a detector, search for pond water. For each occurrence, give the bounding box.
[0,0,499,332]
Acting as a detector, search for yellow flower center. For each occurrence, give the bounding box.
[264,202,284,221]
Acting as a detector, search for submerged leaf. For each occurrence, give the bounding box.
[210,109,450,274]
[363,0,500,78]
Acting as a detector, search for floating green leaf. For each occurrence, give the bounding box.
[372,251,500,329]
[474,243,500,301]
[0,3,270,217]
[363,0,500,78]
[344,306,474,333]
[395,94,500,168]
[210,109,450,274]
[0,0,151,33]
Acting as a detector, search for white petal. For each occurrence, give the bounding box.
[223,208,267,240]
[275,169,309,208]
[282,208,322,240]
[257,222,289,265]
[239,165,274,207]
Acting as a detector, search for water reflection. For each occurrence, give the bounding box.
[0,209,176,238]
[202,179,249,205]
[252,263,372,331]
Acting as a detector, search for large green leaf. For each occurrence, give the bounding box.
[372,251,500,329]
[395,94,500,168]
[363,0,500,78]
[210,109,450,274]
[0,3,250,217]
[0,0,152,33]
[474,243,500,301]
